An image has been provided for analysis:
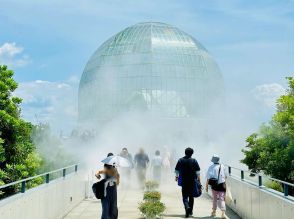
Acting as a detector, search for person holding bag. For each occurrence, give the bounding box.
[175,147,201,218]
[205,155,228,219]
[95,153,120,219]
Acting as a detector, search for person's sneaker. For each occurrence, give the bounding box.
[211,211,216,217]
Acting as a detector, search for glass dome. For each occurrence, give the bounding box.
[79,22,224,123]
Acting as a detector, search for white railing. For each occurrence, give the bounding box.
[0,164,86,219]
[226,165,294,199]
[0,164,78,196]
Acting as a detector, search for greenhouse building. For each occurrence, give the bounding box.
[78,22,224,126]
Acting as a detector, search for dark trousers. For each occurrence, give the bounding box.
[101,185,118,219]
[182,189,194,213]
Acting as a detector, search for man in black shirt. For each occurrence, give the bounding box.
[175,147,201,218]
[134,148,149,189]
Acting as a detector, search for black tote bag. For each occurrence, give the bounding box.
[92,179,106,199]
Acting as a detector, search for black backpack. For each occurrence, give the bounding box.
[208,165,226,192]
[92,179,106,199]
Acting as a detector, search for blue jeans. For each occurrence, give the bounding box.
[101,185,118,219]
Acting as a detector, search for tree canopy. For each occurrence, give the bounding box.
[0,65,41,195]
[242,77,294,183]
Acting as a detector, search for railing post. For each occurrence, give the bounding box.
[63,168,66,178]
[258,175,262,187]
[75,164,78,172]
[284,184,289,196]
[228,166,231,176]
[46,173,50,183]
[21,181,26,193]
[241,170,244,180]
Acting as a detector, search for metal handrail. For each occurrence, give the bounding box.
[268,177,294,187]
[225,165,262,176]
[0,164,78,193]
[227,165,294,187]
[226,165,293,198]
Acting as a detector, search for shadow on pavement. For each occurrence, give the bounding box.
[162,214,217,218]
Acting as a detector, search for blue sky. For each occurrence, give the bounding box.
[0,0,293,131]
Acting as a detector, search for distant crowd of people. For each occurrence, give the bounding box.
[95,147,228,219]
[118,147,176,188]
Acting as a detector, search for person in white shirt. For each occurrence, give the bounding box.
[151,150,163,183]
[205,155,228,219]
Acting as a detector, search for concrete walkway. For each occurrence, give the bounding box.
[64,184,240,219]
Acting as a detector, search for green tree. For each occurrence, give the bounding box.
[0,65,42,196]
[242,77,294,183]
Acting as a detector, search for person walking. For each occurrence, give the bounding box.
[205,155,228,219]
[151,150,163,183]
[162,146,171,171]
[175,147,201,218]
[134,148,149,189]
[96,153,120,219]
[119,147,133,185]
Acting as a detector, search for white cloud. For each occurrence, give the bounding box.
[0,42,31,67]
[252,83,286,108]
[0,42,23,56]
[14,77,78,132]
[67,75,80,84]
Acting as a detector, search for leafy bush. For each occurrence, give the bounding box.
[264,180,283,192]
[145,180,159,191]
[138,201,165,219]
[143,191,161,202]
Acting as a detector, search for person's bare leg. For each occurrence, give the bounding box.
[211,190,217,217]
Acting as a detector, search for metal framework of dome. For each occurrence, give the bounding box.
[79,22,224,124]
